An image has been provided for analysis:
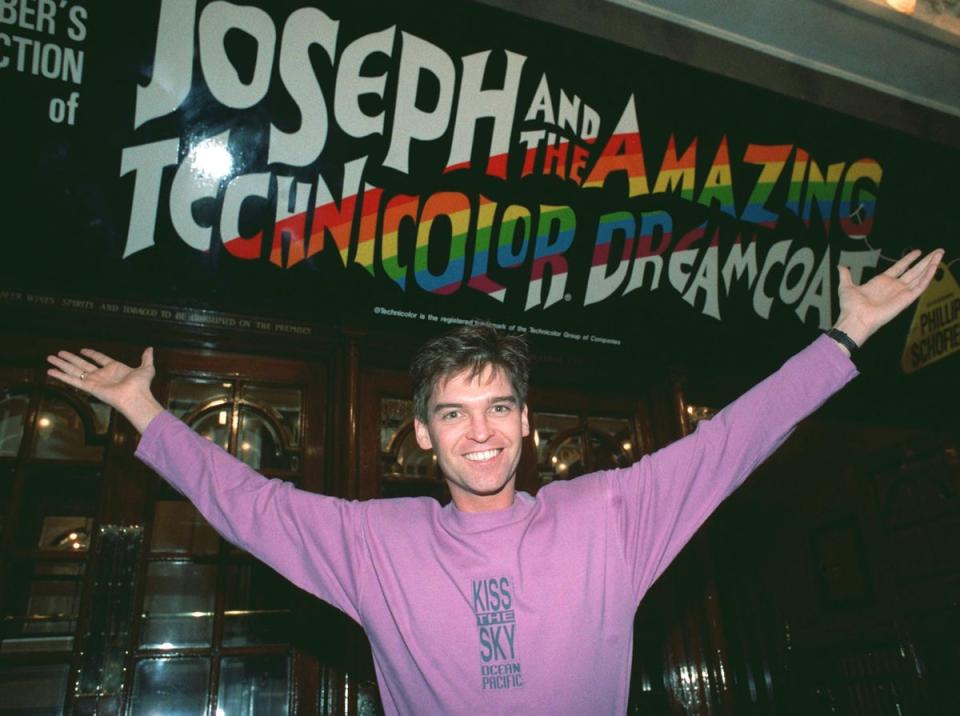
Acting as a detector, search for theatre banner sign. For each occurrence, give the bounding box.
[2,0,955,355]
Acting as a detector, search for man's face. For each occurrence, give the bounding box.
[414,365,529,512]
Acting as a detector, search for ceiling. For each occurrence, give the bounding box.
[610,0,960,119]
[476,0,960,148]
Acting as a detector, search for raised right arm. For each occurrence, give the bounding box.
[135,412,365,620]
[47,348,366,622]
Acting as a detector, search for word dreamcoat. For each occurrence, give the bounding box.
[118,0,883,328]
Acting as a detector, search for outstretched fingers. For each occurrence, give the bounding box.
[46,362,86,391]
[900,249,943,289]
[49,351,97,376]
[882,249,922,278]
[46,348,125,391]
[79,348,115,367]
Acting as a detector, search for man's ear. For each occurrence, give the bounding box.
[521,405,530,437]
[414,418,433,450]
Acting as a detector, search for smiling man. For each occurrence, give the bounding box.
[47,249,943,714]
[411,329,531,511]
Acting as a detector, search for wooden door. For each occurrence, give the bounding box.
[0,340,349,716]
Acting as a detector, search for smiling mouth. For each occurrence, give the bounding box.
[463,448,502,462]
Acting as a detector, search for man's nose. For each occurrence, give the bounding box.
[467,412,492,441]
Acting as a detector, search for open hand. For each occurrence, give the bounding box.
[835,248,944,346]
[47,348,163,433]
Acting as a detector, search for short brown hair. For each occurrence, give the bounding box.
[410,323,529,422]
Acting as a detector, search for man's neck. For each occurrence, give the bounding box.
[450,486,516,513]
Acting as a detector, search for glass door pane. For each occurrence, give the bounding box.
[218,654,290,715]
[131,350,321,715]
[1,562,85,655]
[33,391,109,461]
[223,563,293,647]
[0,664,70,715]
[532,413,579,483]
[378,397,444,500]
[150,501,220,555]
[129,658,211,715]
[587,416,635,469]
[0,392,29,458]
[141,562,216,649]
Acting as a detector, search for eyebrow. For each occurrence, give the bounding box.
[431,395,517,415]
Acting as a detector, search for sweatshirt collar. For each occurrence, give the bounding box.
[439,491,535,533]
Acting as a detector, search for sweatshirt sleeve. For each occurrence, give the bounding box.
[612,334,858,600]
[136,412,365,623]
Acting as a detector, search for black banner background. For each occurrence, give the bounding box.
[2,0,956,400]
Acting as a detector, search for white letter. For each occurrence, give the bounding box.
[721,240,758,290]
[838,249,880,284]
[779,246,815,305]
[752,240,791,318]
[309,156,368,265]
[268,7,338,166]
[273,175,313,266]
[221,172,270,244]
[524,74,554,123]
[668,250,697,294]
[557,90,579,134]
[584,212,634,306]
[383,33,455,174]
[683,246,720,319]
[795,247,833,329]
[199,1,274,109]
[624,209,672,293]
[447,50,526,175]
[581,104,600,142]
[169,131,231,251]
[67,6,88,42]
[134,0,196,128]
[335,26,396,139]
[120,137,180,257]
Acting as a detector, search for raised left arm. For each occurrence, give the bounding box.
[831,248,944,354]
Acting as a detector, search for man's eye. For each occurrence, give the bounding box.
[491,404,511,415]
[441,410,460,421]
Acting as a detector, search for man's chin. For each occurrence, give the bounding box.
[467,483,510,497]
[446,476,515,501]
[452,480,508,496]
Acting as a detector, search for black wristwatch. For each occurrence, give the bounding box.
[825,327,859,358]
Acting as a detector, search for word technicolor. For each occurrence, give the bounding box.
[119,0,882,328]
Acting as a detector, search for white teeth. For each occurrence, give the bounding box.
[464,448,501,462]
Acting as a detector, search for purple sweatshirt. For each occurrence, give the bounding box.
[136,335,856,714]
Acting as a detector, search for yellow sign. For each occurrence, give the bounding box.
[901,263,960,373]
